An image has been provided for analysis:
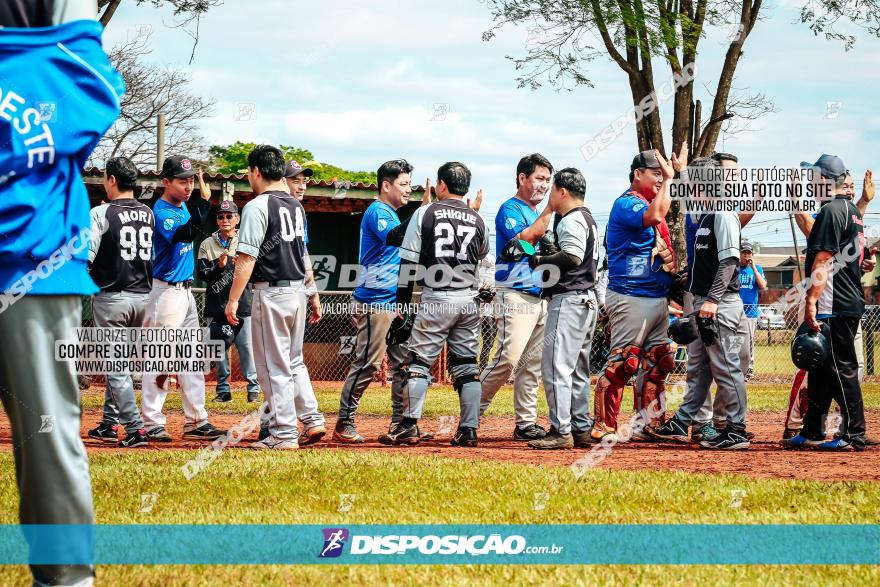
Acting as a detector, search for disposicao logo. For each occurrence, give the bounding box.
[318,528,348,558]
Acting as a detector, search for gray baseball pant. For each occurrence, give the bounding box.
[209,316,259,395]
[404,289,482,429]
[93,290,148,434]
[338,302,407,425]
[478,288,547,426]
[541,290,598,435]
[251,282,322,442]
[0,296,94,586]
[676,292,748,430]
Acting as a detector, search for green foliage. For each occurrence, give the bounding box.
[208,141,376,184]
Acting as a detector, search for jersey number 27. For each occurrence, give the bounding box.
[435,222,476,260]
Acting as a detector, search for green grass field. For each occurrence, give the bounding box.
[4,384,879,585]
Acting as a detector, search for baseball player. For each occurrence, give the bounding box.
[334,159,414,443]
[198,200,260,403]
[737,242,766,380]
[86,157,154,448]
[503,168,600,449]
[141,156,226,441]
[652,157,750,449]
[480,153,555,441]
[593,146,685,442]
[0,3,124,584]
[379,162,489,446]
[226,145,321,450]
[783,160,868,451]
[783,157,875,444]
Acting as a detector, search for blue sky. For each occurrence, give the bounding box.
[102,0,880,249]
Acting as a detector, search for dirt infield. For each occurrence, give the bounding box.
[2,405,877,483]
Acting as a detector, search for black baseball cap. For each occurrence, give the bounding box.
[800,154,847,180]
[741,242,753,252]
[161,155,197,179]
[284,160,315,179]
[630,150,661,171]
[216,200,238,215]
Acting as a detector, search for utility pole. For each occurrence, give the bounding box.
[156,112,165,170]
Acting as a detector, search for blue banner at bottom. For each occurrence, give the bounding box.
[0,525,877,565]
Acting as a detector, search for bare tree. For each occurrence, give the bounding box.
[97,0,222,28]
[87,35,216,170]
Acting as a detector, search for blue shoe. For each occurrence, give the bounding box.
[781,434,822,450]
[816,438,864,452]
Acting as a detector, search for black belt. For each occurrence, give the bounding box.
[268,280,296,286]
[164,280,192,289]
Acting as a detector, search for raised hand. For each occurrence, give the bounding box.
[671,141,689,174]
[421,177,432,206]
[468,188,484,211]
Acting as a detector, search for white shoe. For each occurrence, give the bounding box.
[252,438,299,450]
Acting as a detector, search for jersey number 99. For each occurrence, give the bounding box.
[119,226,153,261]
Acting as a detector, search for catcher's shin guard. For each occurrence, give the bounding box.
[594,346,641,431]
[784,369,809,430]
[636,343,675,426]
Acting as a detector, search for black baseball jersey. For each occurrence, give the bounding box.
[805,196,866,319]
[237,190,307,283]
[88,199,154,293]
[543,206,599,297]
[400,198,488,290]
[687,212,741,298]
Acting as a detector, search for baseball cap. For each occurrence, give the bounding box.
[800,154,847,180]
[208,316,243,350]
[284,160,315,179]
[161,155,197,179]
[216,200,238,216]
[630,150,661,171]
[741,242,753,252]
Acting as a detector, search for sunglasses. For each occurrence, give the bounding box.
[217,214,235,220]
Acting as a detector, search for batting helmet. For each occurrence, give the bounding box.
[791,322,831,371]
[668,317,699,345]
[208,316,243,350]
[386,313,414,347]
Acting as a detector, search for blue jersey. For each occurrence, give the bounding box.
[606,190,672,298]
[0,20,123,300]
[738,264,764,318]
[153,199,198,282]
[353,201,400,306]
[494,197,541,296]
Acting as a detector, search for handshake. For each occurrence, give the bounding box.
[498,231,559,269]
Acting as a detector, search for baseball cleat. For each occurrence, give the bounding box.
[252,438,299,450]
[692,422,720,444]
[258,427,270,441]
[299,425,327,446]
[816,438,864,452]
[420,431,435,441]
[781,434,823,450]
[247,391,260,403]
[572,430,592,448]
[513,423,547,441]
[648,416,690,443]
[782,427,801,440]
[865,435,880,447]
[213,392,232,403]
[528,429,573,450]
[333,421,365,444]
[590,424,616,442]
[118,429,149,448]
[450,426,478,447]
[88,422,119,443]
[146,426,173,442]
[628,427,658,443]
[378,422,421,446]
[700,428,750,450]
[183,422,227,440]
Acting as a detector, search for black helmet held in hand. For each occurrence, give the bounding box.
[791,321,831,371]
[669,316,699,345]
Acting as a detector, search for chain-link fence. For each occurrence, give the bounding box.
[80,293,880,387]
